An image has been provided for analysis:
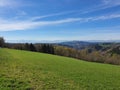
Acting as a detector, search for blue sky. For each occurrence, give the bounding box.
[0,0,120,42]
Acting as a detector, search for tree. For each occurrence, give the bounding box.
[0,37,5,47]
[29,43,36,51]
[25,43,30,50]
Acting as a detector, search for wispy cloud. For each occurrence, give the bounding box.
[22,13,120,23]
[82,0,120,14]
[30,10,81,20]
[28,0,120,20]
[0,0,120,20]
[30,0,120,20]
[102,0,120,7]
[0,13,120,31]
[0,18,83,31]
[99,0,120,10]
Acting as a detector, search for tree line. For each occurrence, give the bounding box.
[0,37,120,65]
[5,43,54,54]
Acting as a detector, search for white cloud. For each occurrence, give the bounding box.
[90,14,120,21]
[101,0,120,8]
[82,0,120,14]
[30,10,82,20]
[102,0,120,5]
[0,18,82,31]
[30,0,120,20]
[0,13,120,31]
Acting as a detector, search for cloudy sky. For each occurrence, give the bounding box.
[0,0,120,41]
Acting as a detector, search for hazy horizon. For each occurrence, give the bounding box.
[6,39,120,43]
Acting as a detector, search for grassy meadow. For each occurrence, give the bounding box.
[0,48,120,90]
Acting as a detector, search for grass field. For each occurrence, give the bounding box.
[0,48,120,90]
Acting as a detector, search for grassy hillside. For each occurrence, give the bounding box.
[0,48,120,90]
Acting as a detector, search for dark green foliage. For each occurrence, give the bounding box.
[41,44,54,54]
[93,44,103,50]
[29,43,36,51]
[110,45,120,54]
[25,43,30,50]
[0,37,5,47]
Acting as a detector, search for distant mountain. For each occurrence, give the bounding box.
[58,41,97,50]
[58,41,120,51]
[86,40,120,43]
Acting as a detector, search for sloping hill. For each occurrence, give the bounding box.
[0,48,120,90]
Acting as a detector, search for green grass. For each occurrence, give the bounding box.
[0,48,120,90]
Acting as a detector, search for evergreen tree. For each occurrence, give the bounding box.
[25,43,30,50]
[30,43,36,51]
[0,37,5,47]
